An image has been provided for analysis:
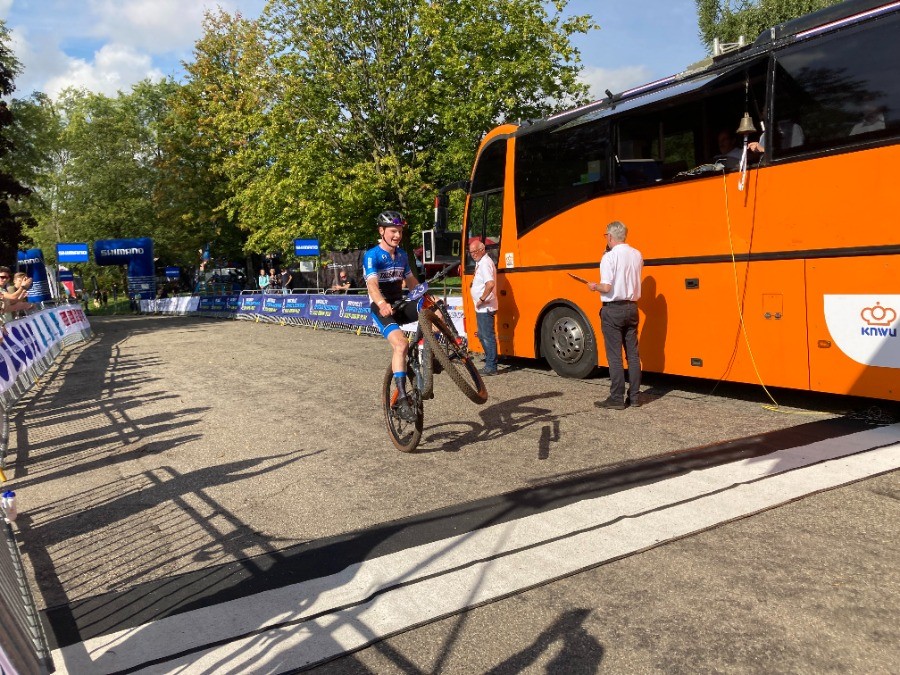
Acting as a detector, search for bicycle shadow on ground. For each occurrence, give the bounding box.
[419,391,569,456]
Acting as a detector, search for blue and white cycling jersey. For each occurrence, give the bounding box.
[363,245,414,303]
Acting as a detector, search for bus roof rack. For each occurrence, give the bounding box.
[752,0,897,47]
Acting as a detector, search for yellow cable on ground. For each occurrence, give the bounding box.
[0,468,6,482]
[721,172,824,417]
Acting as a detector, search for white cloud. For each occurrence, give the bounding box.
[41,43,165,98]
[0,0,12,20]
[579,65,653,100]
[89,0,221,53]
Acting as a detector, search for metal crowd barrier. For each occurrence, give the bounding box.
[0,303,90,674]
[1,303,93,469]
[0,520,53,673]
[147,287,464,339]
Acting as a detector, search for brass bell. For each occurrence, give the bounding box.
[736,112,757,135]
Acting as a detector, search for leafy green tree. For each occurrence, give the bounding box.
[696,0,842,50]
[183,0,595,256]
[0,20,32,264]
[162,9,267,267]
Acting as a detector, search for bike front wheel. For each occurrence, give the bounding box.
[419,308,488,404]
[382,365,423,452]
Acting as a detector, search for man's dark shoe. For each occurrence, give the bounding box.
[626,394,641,408]
[480,368,498,376]
[392,396,418,422]
[595,397,626,410]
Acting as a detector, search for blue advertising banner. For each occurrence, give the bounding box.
[294,238,320,256]
[17,248,53,303]
[281,294,308,317]
[56,242,90,263]
[94,237,156,300]
[165,266,180,279]
[58,269,74,281]
[238,295,262,314]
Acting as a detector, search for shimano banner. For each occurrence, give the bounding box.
[93,238,156,300]
[16,249,52,303]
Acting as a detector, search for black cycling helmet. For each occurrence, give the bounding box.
[376,210,406,228]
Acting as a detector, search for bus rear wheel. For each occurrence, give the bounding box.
[540,306,597,379]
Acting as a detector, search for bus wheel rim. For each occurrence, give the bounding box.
[550,317,583,364]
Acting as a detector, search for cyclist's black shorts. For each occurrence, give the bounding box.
[370,298,422,338]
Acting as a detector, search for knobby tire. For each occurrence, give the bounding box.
[382,365,423,452]
[418,308,488,404]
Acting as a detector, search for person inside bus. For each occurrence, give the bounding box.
[713,129,744,170]
[850,103,886,136]
[587,221,643,410]
[748,107,804,154]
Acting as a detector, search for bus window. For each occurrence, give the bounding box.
[465,190,502,273]
[514,120,611,237]
[466,139,507,273]
[772,11,900,158]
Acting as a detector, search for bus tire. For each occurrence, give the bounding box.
[540,306,597,379]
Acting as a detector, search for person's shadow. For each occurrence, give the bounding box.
[639,275,667,374]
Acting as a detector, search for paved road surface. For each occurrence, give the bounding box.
[5,315,898,673]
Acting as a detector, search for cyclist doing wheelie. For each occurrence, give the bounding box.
[365,210,421,422]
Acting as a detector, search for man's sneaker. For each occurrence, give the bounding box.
[626,394,641,408]
[594,397,625,410]
[392,395,418,422]
[480,367,498,376]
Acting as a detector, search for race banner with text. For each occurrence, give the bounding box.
[0,306,92,401]
[141,293,465,336]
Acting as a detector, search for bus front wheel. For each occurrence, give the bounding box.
[540,306,598,379]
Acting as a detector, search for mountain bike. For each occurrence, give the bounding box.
[382,268,488,452]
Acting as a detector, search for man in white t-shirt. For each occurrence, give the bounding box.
[587,220,643,409]
[468,239,499,375]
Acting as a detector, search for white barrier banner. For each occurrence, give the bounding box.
[0,306,90,397]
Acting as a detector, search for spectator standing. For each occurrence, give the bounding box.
[280,268,293,291]
[258,268,270,291]
[268,267,280,291]
[468,239,499,375]
[331,270,351,293]
[587,221,643,410]
[2,270,33,323]
[1,266,15,324]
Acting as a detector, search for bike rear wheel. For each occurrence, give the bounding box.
[382,365,423,452]
[419,308,488,404]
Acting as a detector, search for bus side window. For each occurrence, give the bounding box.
[772,11,900,157]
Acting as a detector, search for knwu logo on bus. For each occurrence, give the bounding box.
[860,302,897,337]
[823,295,900,369]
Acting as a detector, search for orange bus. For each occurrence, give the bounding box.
[445,0,900,401]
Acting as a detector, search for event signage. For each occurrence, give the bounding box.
[17,248,52,303]
[294,239,320,256]
[94,237,156,300]
[0,306,91,400]
[56,242,90,263]
[165,267,180,280]
[138,292,465,336]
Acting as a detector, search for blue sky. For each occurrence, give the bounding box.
[1,1,708,101]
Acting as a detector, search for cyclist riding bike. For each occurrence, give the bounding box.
[364,210,422,422]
